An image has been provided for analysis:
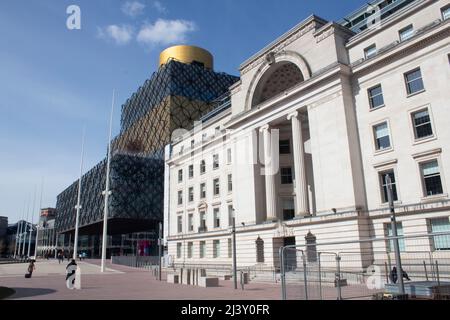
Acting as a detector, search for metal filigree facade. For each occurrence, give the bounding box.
[55,60,239,235]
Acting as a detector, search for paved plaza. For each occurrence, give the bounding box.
[0,260,281,300]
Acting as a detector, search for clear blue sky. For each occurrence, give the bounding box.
[0,0,366,224]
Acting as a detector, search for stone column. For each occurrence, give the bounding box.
[260,125,278,221]
[287,111,309,216]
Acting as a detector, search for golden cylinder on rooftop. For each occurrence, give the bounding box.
[159,45,213,70]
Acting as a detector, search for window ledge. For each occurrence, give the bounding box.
[412,135,436,146]
[369,104,386,112]
[421,194,448,202]
[374,147,394,156]
[380,200,403,208]
[407,89,426,98]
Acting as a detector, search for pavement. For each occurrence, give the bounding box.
[0,259,282,300]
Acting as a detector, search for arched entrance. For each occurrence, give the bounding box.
[251,61,304,108]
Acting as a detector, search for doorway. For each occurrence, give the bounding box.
[283,237,297,270]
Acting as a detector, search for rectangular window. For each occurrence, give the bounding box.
[187,242,193,258]
[191,140,195,149]
[282,198,295,221]
[227,149,232,164]
[213,240,220,258]
[281,167,293,184]
[228,174,232,192]
[188,187,194,203]
[368,84,384,109]
[213,208,220,228]
[421,160,443,196]
[386,223,405,252]
[188,214,194,232]
[228,238,232,258]
[380,170,398,203]
[213,178,220,196]
[430,218,450,250]
[405,68,424,95]
[177,215,183,234]
[177,243,182,258]
[364,44,377,59]
[178,169,183,183]
[279,140,291,154]
[441,6,450,20]
[200,211,207,231]
[412,109,433,140]
[200,183,206,199]
[200,160,206,174]
[399,25,414,41]
[213,154,219,169]
[189,165,194,179]
[228,205,234,226]
[373,122,391,151]
[177,190,183,205]
[199,241,206,258]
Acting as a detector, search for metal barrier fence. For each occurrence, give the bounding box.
[281,231,450,300]
[111,255,159,269]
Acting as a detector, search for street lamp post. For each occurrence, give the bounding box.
[232,208,237,290]
[385,174,405,296]
[73,128,86,261]
[101,90,115,273]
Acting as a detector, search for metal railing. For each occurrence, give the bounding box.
[280,231,450,300]
[111,255,159,269]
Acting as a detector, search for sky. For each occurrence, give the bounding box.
[0,0,367,224]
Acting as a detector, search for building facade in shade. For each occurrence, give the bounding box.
[165,0,450,268]
[35,208,57,257]
[4,220,36,258]
[54,46,239,258]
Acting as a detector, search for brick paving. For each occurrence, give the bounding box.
[0,259,282,300]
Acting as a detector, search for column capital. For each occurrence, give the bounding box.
[259,124,270,133]
[287,110,299,121]
[287,111,306,121]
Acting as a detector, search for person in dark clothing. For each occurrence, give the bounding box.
[390,267,411,283]
[26,260,35,278]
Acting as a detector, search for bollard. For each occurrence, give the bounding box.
[240,270,245,290]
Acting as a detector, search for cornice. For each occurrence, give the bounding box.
[239,15,328,75]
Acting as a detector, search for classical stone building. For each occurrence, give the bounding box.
[165,0,450,269]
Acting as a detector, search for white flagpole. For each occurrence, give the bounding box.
[101,89,115,272]
[34,178,44,258]
[73,127,86,260]
[15,203,25,259]
[27,186,37,257]
[22,195,30,256]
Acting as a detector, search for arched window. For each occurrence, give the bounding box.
[252,62,304,108]
[256,236,265,263]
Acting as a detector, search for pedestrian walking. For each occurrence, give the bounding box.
[25,260,35,278]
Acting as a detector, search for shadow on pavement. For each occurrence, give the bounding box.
[7,287,57,299]
[0,287,16,300]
